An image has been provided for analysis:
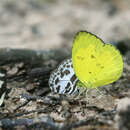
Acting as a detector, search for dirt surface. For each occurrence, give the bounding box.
[0,0,130,130]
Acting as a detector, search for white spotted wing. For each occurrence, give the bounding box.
[0,69,6,106]
[49,59,79,95]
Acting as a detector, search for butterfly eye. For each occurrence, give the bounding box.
[48,59,79,95]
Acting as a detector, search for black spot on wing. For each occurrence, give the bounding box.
[70,79,78,95]
[60,72,64,78]
[49,83,53,87]
[67,65,70,68]
[66,82,70,89]
[64,70,70,75]
[101,66,104,69]
[91,55,96,59]
[70,74,77,83]
[65,82,71,94]
[0,81,6,97]
[55,78,59,85]
[69,84,76,95]
[56,85,61,93]
[60,68,63,71]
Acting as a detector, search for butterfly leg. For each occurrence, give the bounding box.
[77,87,88,98]
[95,87,104,96]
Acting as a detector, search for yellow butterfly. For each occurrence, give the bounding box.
[72,31,123,89]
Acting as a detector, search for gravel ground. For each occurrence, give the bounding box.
[0,0,130,130]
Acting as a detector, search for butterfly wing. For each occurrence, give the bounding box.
[72,31,123,88]
[0,69,7,106]
[49,59,79,95]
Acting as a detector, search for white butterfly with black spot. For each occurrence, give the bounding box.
[49,58,79,95]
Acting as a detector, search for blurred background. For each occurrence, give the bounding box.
[0,0,130,50]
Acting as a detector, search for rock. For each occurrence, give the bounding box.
[115,98,130,130]
[116,39,130,55]
[126,51,130,65]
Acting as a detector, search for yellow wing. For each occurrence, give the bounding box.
[72,31,123,88]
